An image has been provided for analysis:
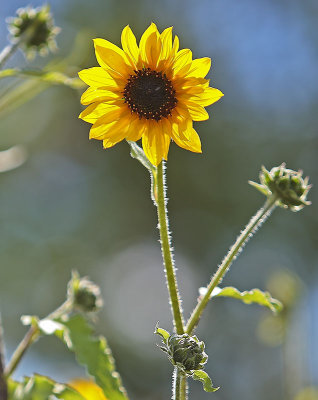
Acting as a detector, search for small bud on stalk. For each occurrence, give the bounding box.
[7,5,60,59]
[67,271,103,313]
[156,326,208,374]
[249,163,311,211]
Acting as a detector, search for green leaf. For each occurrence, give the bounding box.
[208,286,283,313]
[155,324,170,342]
[58,314,128,400]
[192,370,219,392]
[8,375,85,400]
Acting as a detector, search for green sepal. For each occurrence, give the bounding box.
[155,323,171,343]
[203,286,283,313]
[248,180,270,196]
[191,370,219,392]
[128,141,157,174]
[7,375,85,400]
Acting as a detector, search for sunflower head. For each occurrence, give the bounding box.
[7,5,60,59]
[249,164,312,211]
[78,23,223,166]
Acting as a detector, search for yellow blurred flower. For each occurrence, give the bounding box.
[69,379,106,400]
[78,23,223,166]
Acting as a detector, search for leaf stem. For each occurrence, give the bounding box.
[4,300,72,378]
[186,196,277,334]
[155,161,184,335]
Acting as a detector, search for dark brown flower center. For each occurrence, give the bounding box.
[123,68,177,121]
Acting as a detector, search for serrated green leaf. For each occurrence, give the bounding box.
[8,375,85,400]
[210,286,283,313]
[58,314,128,400]
[192,370,219,392]
[155,324,170,342]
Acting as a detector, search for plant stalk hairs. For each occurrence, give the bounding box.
[0,13,312,400]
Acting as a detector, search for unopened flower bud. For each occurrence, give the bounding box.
[68,271,103,313]
[157,330,208,373]
[7,5,60,59]
[249,163,311,212]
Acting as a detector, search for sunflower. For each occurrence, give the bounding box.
[78,23,223,166]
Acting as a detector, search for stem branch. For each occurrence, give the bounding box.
[186,196,277,334]
[4,300,72,378]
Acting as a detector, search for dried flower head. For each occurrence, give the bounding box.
[7,5,60,59]
[249,164,311,211]
[78,23,223,166]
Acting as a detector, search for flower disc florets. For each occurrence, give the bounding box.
[250,164,311,212]
[7,5,60,59]
[123,68,177,121]
[67,271,103,313]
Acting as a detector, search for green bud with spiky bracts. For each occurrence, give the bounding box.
[67,271,103,313]
[249,163,311,212]
[155,326,208,374]
[7,5,60,59]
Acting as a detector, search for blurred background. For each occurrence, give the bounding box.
[0,0,317,399]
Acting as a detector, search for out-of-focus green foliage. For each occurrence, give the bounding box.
[8,374,85,400]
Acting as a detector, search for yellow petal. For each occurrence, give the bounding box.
[186,57,211,78]
[172,49,192,76]
[93,38,131,76]
[186,102,210,121]
[88,106,124,138]
[125,117,145,141]
[102,117,131,146]
[139,23,161,68]
[160,27,173,60]
[121,25,139,67]
[78,67,117,88]
[191,87,224,107]
[79,102,120,123]
[81,87,120,105]
[69,379,106,400]
[142,121,171,166]
[171,119,202,153]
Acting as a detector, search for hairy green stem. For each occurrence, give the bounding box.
[0,41,21,70]
[155,162,184,335]
[173,369,187,400]
[4,325,39,379]
[186,196,277,334]
[180,374,188,400]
